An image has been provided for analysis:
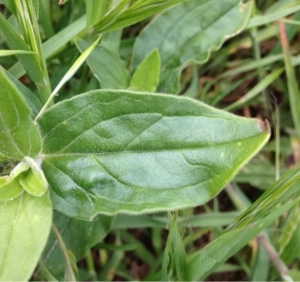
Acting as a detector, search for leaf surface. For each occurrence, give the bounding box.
[0,68,41,161]
[37,90,269,219]
[0,192,52,280]
[132,0,252,93]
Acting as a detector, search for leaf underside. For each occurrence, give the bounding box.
[37,90,269,220]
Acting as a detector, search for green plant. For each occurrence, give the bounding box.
[1,0,300,281]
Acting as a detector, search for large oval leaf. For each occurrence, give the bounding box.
[37,90,269,219]
[0,68,41,161]
[132,0,252,93]
[0,192,52,280]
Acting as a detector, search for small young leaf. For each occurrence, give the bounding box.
[0,176,23,202]
[9,161,30,179]
[19,168,48,197]
[14,157,48,197]
[37,90,269,219]
[130,49,160,92]
[0,192,52,281]
[0,68,41,161]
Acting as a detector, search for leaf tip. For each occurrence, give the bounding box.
[258,119,270,134]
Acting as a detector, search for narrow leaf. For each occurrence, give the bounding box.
[225,68,284,111]
[92,0,187,34]
[133,0,252,93]
[9,15,87,79]
[0,192,52,281]
[0,12,50,102]
[35,36,101,120]
[227,163,300,231]
[0,49,35,57]
[248,4,300,28]
[130,49,160,92]
[184,200,296,280]
[37,90,269,219]
[0,68,41,161]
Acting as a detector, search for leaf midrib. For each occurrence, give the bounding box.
[42,133,265,157]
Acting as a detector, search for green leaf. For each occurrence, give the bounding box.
[0,68,41,161]
[37,90,269,219]
[130,49,160,92]
[0,192,52,281]
[76,39,130,89]
[132,0,252,93]
[42,211,113,279]
[0,176,23,201]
